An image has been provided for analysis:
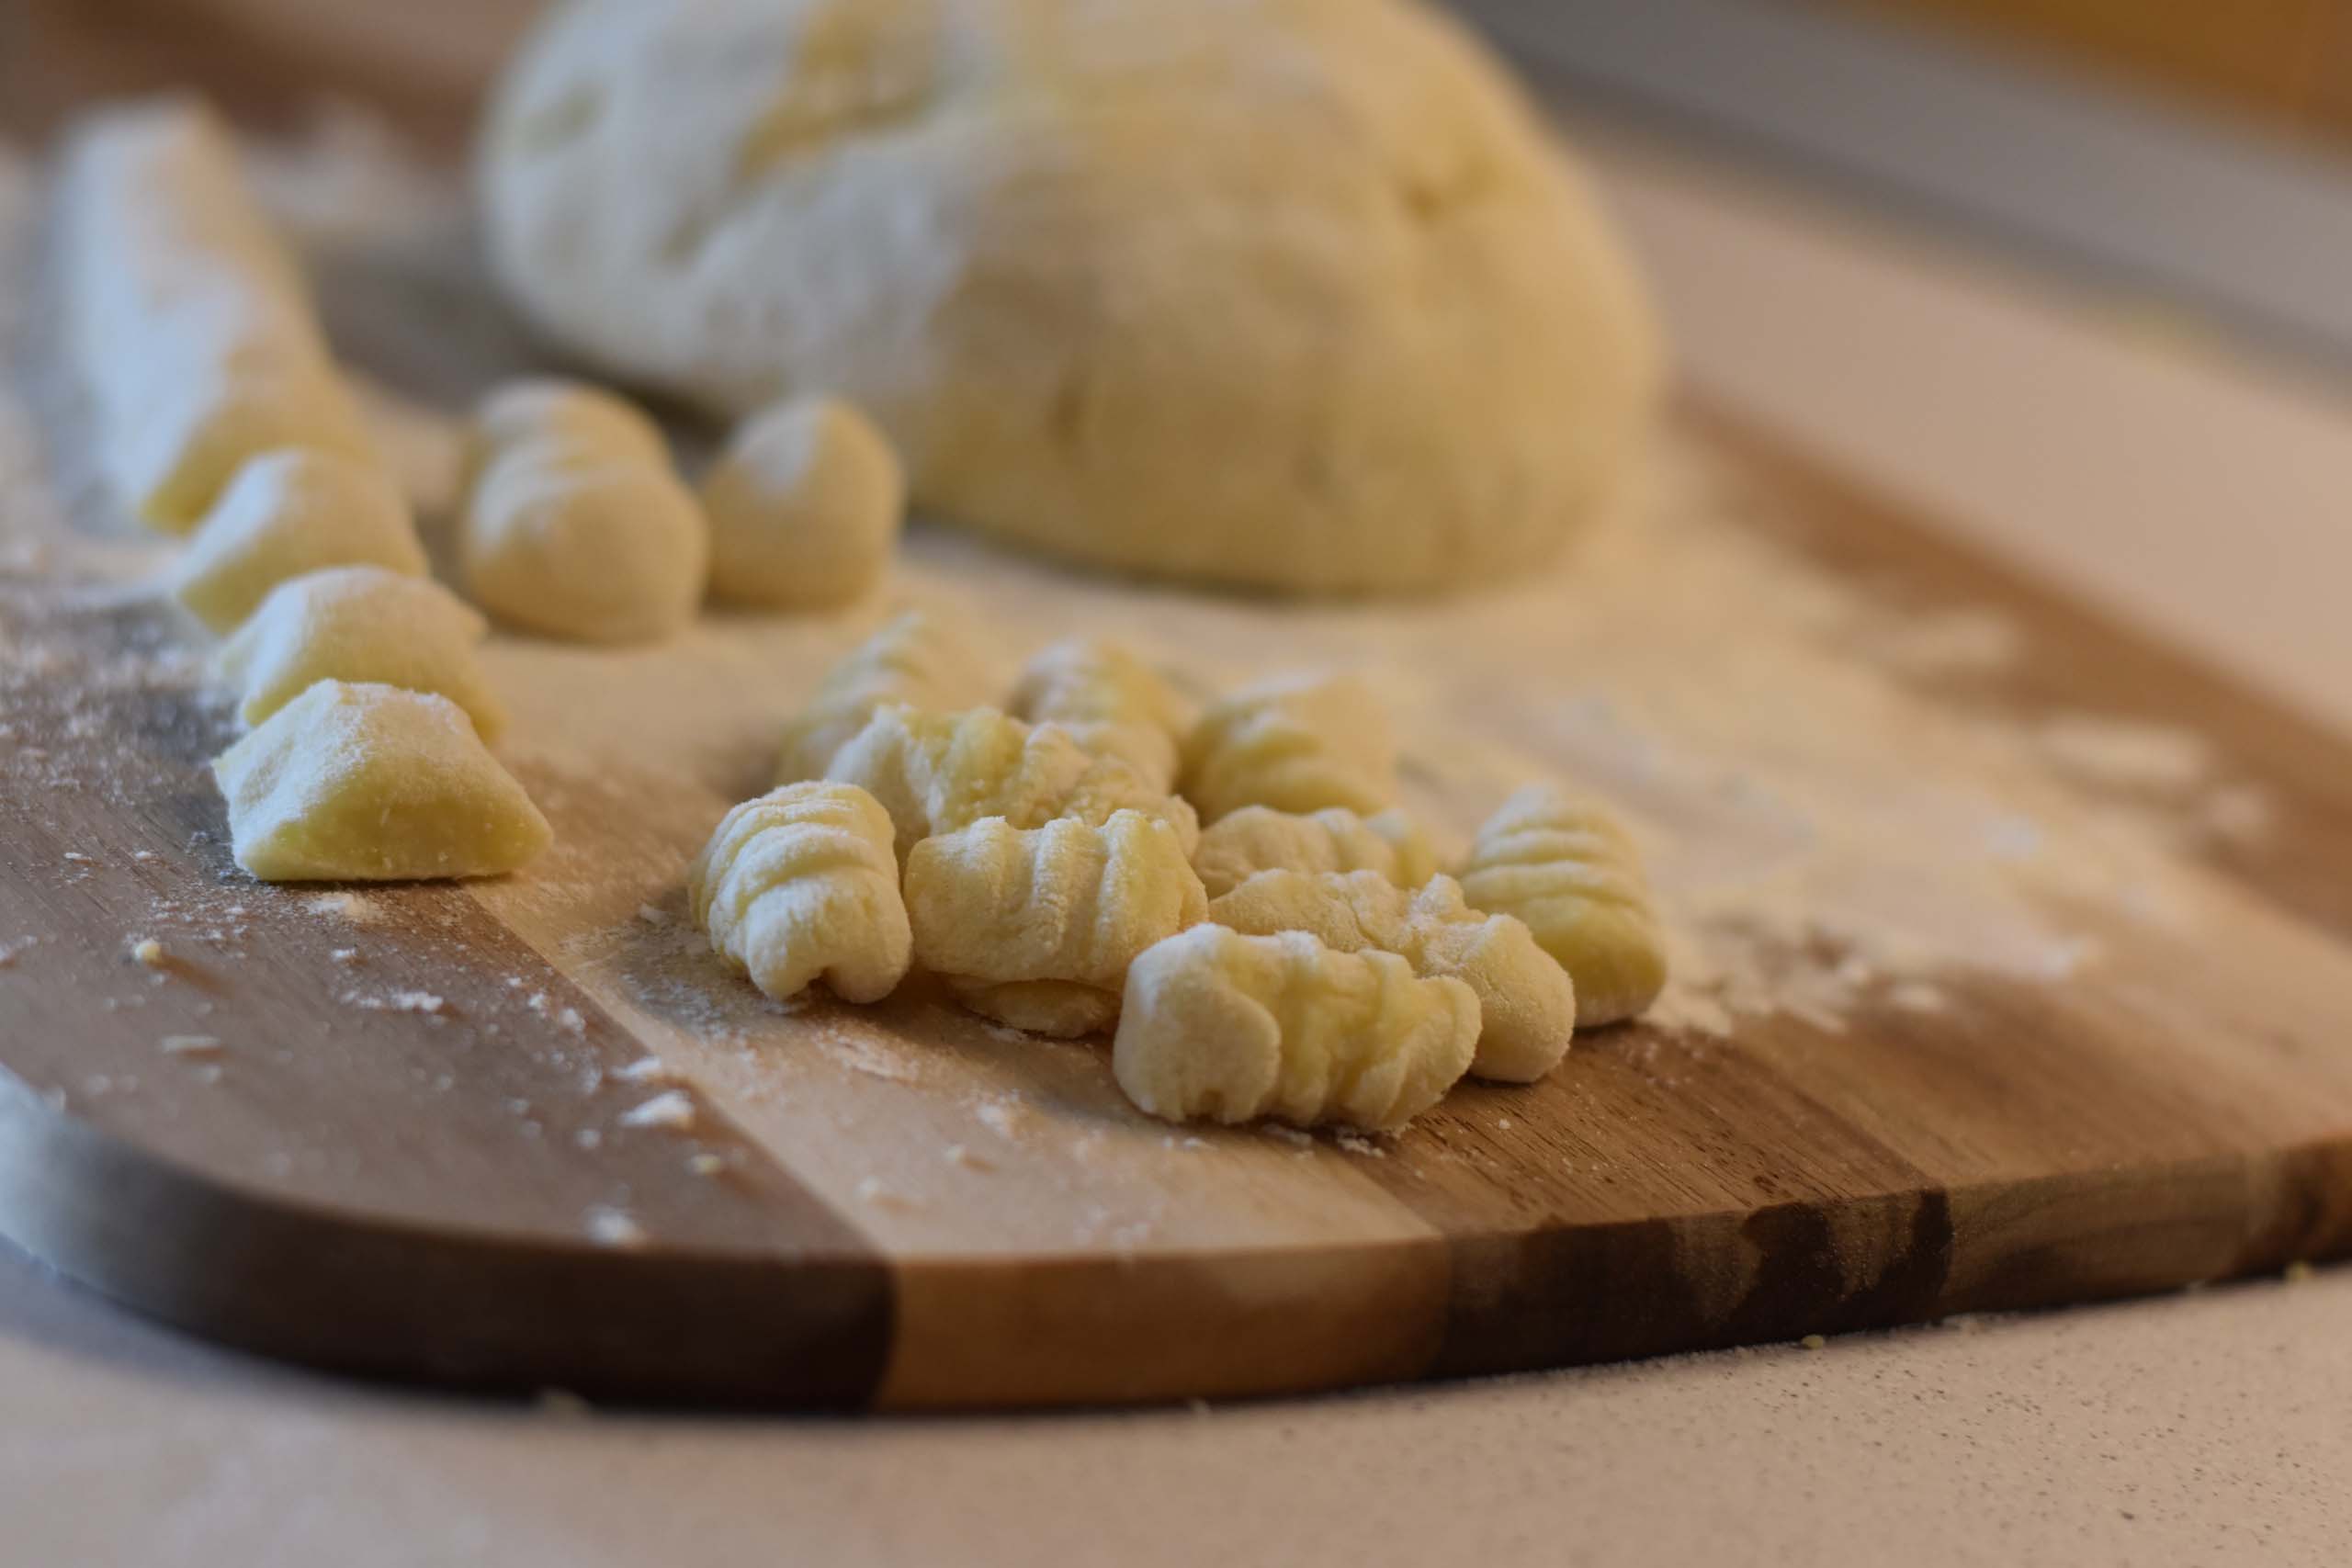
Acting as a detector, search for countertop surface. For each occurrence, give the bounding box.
[6,118,2352,1566]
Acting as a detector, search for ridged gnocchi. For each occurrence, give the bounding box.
[688,782,911,1004]
[826,704,1198,859]
[904,811,1208,1036]
[1457,785,1667,1027]
[1208,870,1575,1083]
[1008,637,1193,793]
[1179,672,1397,824]
[172,449,427,634]
[775,609,1001,784]
[217,565,504,739]
[1114,925,1477,1131]
[1192,805,1440,899]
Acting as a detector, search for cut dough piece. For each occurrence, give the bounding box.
[703,395,903,609]
[217,566,505,739]
[1193,805,1439,898]
[59,99,375,530]
[1180,672,1397,823]
[904,811,1207,1036]
[688,781,910,1004]
[1456,785,1667,1026]
[775,608,1003,783]
[827,704,1198,859]
[211,680,550,882]
[1008,637,1193,794]
[1114,925,1476,1130]
[460,440,707,643]
[477,0,1661,593]
[173,449,427,634]
[460,378,668,492]
[1208,870,1575,1082]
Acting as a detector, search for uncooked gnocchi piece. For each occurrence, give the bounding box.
[217,566,504,739]
[1208,870,1575,1082]
[775,609,1002,784]
[1179,672,1397,824]
[1456,785,1667,1026]
[1114,925,1477,1131]
[1008,637,1193,794]
[826,704,1198,860]
[171,449,428,634]
[687,782,911,1004]
[461,378,669,491]
[702,396,903,609]
[1192,805,1440,899]
[210,680,549,882]
[904,811,1207,1036]
[460,436,707,644]
[59,101,375,530]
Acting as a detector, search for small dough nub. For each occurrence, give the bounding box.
[688,781,911,1004]
[1008,637,1193,794]
[1180,672,1397,823]
[702,396,903,609]
[210,680,549,882]
[1114,925,1476,1131]
[904,811,1207,1036]
[1456,784,1667,1026]
[172,448,427,634]
[1193,805,1439,899]
[216,565,505,739]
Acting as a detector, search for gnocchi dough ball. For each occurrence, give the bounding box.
[172,448,427,634]
[1114,925,1477,1130]
[904,811,1208,1036]
[1456,785,1667,1026]
[477,0,1661,594]
[1193,805,1439,899]
[1209,869,1575,1082]
[460,441,708,643]
[216,565,506,739]
[1008,637,1193,794]
[1180,672,1398,824]
[702,395,904,609]
[775,607,1003,784]
[461,378,669,491]
[688,781,911,1003]
[211,680,550,882]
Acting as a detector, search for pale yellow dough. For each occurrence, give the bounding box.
[703,396,904,609]
[1192,805,1440,899]
[1208,869,1575,1082]
[1114,925,1476,1131]
[1008,637,1193,794]
[172,449,427,634]
[1456,784,1667,1026]
[904,811,1207,1036]
[210,681,550,882]
[216,566,505,739]
[461,378,669,490]
[775,608,1003,784]
[687,782,911,1004]
[1180,672,1397,823]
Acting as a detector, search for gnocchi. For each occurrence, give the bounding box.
[217,566,504,739]
[1008,637,1193,793]
[1207,870,1576,1083]
[460,378,668,490]
[172,449,428,634]
[826,704,1198,859]
[688,782,911,1005]
[702,396,903,609]
[459,389,707,643]
[1114,925,1477,1131]
[775,609,1001,784]
[1179,672,1397,823]
[1456,785,1667,1026]
[905,811,1207,1036]
[210,680,549,882]
[1192,805,1440,899]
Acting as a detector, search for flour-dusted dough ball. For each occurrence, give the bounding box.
[173,449,427,634]
[461,443,708,643]
[477,0,1662,594]
[461,378,669,491]
[211,680,550,882]
[703,396,903,608]
[217,566,506,739]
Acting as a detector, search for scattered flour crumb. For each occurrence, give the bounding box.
[613,1055,673,1085]
[158,1034,221,1055]
[129,937,165,967]
[1495,1118,1513,1131]
[943,1143,992,1170]
[974,1098,1027,1139]
[1332,1131,1386,1157]
[1261,1125,1314,1150]
[618,1089,696,1132]
[585,1208,648,1249]
[557,1007,585,1035]
[345,989,444,1014]
[686,1152,728,1178]
[63,852,92,863]
[2283,1259,2315,1283]
[981,1021,1030,1043]
[303,891,382,924]
[1800,1334,1827,1351]
[636,904,668,925]
[329,947,359,964]
[193,1064,225,1086]
[132,850,157,863]
[854,1176,919,1209]
[819,1035,920,1083]
[1887,981,1950,1013]
[574,1128,603,1150]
